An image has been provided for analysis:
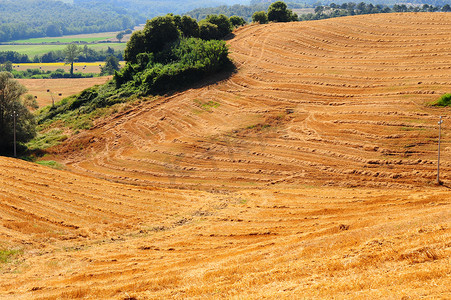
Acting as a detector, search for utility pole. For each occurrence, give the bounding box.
[437,116,443,185]
[12,110,17,157]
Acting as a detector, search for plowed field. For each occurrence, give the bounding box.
[1,13,451,299]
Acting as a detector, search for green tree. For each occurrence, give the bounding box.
[252,11,268,24]
[100,55,120,76]
[1,61,13,72]
[124,15,180,63]
[0,72,36,154]
[267,1,296,22]
[116,32,124,42]
[64,44,81,76]
[205,14,232,38]
[180,15,199,38]
[83,45,89,60]
[124,30,145,63]
[23,94,38,110]
[143,15,180,54]
[230,16,246,28]
[172,14,182,29]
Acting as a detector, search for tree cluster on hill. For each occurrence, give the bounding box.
[115,13,234,96]
[37,13,234,126]
[184,1,308,22]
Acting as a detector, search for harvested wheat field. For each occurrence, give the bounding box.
[52,13,451,190]
[1,13,451,299]
[0,157,449,299]
[17,76,112,108]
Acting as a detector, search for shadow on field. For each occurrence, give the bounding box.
[162,61,237,97]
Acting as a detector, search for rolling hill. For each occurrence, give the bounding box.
[0,12,450,299]
[52,12,451,190]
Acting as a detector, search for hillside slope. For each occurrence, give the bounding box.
[53,12,451,190]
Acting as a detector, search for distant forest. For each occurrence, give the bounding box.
[186,2,311,22]
[1,0,450,43]
[187,0,451,22]
[0,0,247,43]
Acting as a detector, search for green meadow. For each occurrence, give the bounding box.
[8,36,114,44]
[0,43,126,57]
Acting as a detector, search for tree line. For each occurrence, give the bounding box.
[186,0,451,24]
[301,2,451,21]
[0,47,122,64]
[250,0,451,6]
[185,4,271,22]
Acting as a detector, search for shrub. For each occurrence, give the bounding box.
[434,93,451,106]
[116,37,230,95]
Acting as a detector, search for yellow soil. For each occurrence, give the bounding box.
[1,13,450,299]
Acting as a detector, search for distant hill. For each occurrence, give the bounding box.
[0,0,249,42]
